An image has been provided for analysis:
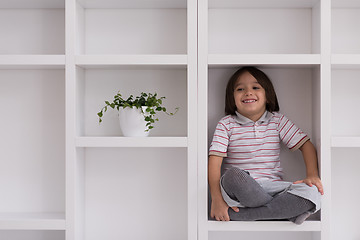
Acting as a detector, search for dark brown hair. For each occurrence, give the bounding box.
[225,66,280,115]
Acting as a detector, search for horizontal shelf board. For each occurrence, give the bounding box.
[332,0,360,8]
[0,213,65,230]
[208,54,321,67]
[0,55,65,69]
[0,0,64,8]
[209,0,319,9]
[331,137,360,147]
[77,0,186,9]
[207,220,321,232]
[75,55,187,68]
[332,54,360,68]
[76,137,188,148]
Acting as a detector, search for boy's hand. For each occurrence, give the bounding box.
[211,198,239,221]
[294,176,324,195]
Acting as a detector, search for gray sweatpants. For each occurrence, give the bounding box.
[220,167,315,224]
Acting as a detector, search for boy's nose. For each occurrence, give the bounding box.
[245,89,253,96]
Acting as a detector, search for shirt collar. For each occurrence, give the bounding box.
[234,111,273,125]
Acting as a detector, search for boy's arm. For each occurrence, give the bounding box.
[295,140,324,195]
[208,155,239,221]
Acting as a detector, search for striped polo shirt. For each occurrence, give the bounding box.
[209,111,309,181]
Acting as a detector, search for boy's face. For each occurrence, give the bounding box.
[233,71,267,122]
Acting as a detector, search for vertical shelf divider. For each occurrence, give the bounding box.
[187,0,198,239]
[197,0,209,239]
[65,0,78,239]
[320,0,332,239]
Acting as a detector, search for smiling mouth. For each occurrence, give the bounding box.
[242,99,257,103]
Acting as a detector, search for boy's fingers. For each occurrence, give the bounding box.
[305,181,313,187]
[315,182,324,195]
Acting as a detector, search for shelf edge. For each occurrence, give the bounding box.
[331,54,360,68]
[208,54,321,66]
[75,137,188,148]
[207,220,321,232]
[0,213,65,230]
[331,137,360,148]
[0,55,65,69]
[75,54,188,66]
[0,55,65,65]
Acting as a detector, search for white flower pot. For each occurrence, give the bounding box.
[118,106,150,137]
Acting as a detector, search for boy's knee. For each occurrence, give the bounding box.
[224,167,247,178]
[222,167,251,188]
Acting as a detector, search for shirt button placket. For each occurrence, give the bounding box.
[254,122,260,137]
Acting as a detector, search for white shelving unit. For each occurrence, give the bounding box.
[2,0,360,239]
[0,0,66,239]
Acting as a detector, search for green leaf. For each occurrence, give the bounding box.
[97,112,103,117]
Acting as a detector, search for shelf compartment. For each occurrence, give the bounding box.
[76,67,187,137]
[207,220,321,232]
[332,148,360,240]
[331,69,360,136]
[75,55,187,68]
[0,213,65,230]
[208,54,321,67]
[76,137,188,148]
[0,69,65,219]
[0,8,64,55]
[331,137,360,148]
[77,147,188,240]
[0,55,65,69]
[207,1,320,54]
[76,3,187,55]
[332,6,360,54]
[206,66,322,228]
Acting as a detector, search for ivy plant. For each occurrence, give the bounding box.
[97,92,179,132]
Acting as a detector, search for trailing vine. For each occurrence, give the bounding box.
[97,92,179,131]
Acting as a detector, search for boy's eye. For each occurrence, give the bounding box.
[253,86,260,90]
[236,88,244,91]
